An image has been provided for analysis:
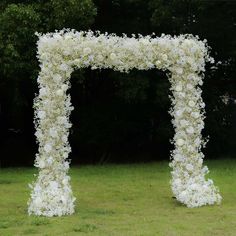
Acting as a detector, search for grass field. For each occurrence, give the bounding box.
[0,159,236,236]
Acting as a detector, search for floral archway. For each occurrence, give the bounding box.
[28,30,221,217]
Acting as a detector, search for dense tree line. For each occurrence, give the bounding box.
[0,0,235,166]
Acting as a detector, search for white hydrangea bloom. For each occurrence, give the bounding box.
[29,29,221,217]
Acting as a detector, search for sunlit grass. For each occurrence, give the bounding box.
[0,159,236,235]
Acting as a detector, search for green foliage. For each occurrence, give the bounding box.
[0,0,97,166]
[0,0,96,78]
[0,4,40,77]
[47,0,97,30]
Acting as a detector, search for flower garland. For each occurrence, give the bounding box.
[28,29,221,216]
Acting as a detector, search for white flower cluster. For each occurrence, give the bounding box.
[29,29,221,216]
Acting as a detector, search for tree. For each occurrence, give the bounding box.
[0,0,96,166]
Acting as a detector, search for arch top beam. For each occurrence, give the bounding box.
[28,30,221,217]
[37,30,211,73]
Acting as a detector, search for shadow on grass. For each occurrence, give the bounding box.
[0,180,14,184]
[73,223,97,233]
[30,217,50,226]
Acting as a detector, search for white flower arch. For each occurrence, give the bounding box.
[28,30,221,217]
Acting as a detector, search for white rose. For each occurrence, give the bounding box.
[176,138,185,146]
[188,100,195,107]
[190,183,198,190]
[62,135,67,142]
[97,54,104,61]
[141,38,149,45]
[38,111,46,119]
[61,84,68,91]
[186,83,193,90]
[61,195,67,203]
[53,74,62,83]
[186,164,194,171]
[155,60,161,67]
[57,116,67,124]
[60,64,68,71]
[175,179,181,185]
[40,88,47,96]
[34,197,42,206]
[194,137,201,145]
[62,178,68,185]
[56,89,63,96]
[176,67,183,74]
[191,112,200,119]
[175,154,183,162]
[176,110,183,117]
[175,84,182,92]
[186,126,194,134]
[83,47,92,55]
[179,190,187,200]
[187,74,195,80]
[49,128,58,138]
[110,53,117,60]
[50,181,58,189]
[47,156,53,165]
[180,119,188,127]
[162,54,168,61]
[38,160,45,168]
[44,144,52,153]
[202,166,209,174]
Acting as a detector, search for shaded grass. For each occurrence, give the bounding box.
[0,159,236,235]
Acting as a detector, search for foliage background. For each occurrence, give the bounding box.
[0,0,235,166]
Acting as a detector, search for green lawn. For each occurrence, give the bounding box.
[0,159,236,236]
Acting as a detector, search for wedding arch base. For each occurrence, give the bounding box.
[28,29,222,217]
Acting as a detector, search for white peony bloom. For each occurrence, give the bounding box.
[60,64,68,71]
[40,88,47,96]
[175,84,182,92]
[62,135,67,142]
[188,100,195,107]
[97,54,104,61]
[56,89,64,96]
[176,110,183,117]
[49,128,58,138]
[83,47,92,55]
[174,154,184,162]
[186,83,194,90]
[110,53,117,60]
[50,181,59,189]
[47,156,53,165]
[38,110,46,119]
[191,112,200,119]
[161,54,168,61]
[155,60,161,67]
[44,144,52,153]
[61,84,68,91]
[38,159,46,168]
[186,164,194,171]
[174,178,181,186]
[179,191,187,200]
[186,126,194,134]
[194,137,201,146]
[187,74,195,80]
[53,74,62,82]
[176,138,185,146]
[176,67,183,74]
[34,197,42,206]
[180,119,188,127]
